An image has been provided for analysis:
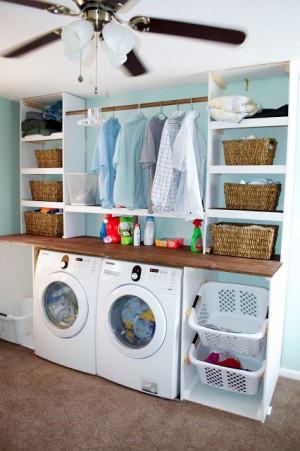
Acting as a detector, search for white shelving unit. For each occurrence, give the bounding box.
[203,63,290,255]
[20,92,85,237]
[180,61,297,422]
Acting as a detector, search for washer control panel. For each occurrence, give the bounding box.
[146,266,180,292]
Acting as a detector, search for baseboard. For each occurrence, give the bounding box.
[279,367,300,380]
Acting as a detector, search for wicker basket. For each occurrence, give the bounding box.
[210,222,279,259]
[29,181,63,202]
[224,183,281,211]
[24,211,63,237]
[35,148,62,168]
[223,138,277,165]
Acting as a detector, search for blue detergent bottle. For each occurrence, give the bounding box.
[100,217,107,241]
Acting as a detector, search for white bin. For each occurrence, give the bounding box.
[189,338,266,395]
[188,282,269,356]
[0,298,33,345]
[67,173,98,205]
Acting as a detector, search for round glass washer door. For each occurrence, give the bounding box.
[103,285,166,359]
[38,272,88,338]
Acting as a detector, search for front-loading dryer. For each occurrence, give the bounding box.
[34,250,102,374]
[96,259,183,399]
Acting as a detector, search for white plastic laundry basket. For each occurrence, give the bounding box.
[0,298,33,345]
[189,338,266,395]
[188,282,269,356]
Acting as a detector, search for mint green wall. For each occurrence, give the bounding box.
[0,98,20,235]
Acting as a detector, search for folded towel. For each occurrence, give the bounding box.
[207,95,262,123]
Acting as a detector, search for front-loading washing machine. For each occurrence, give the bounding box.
[96,259,183,399]
[34,250,102,374]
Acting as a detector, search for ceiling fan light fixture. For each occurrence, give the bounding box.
[61,19,94,53]
[102,22,134,55]
[64,41,91,63]
[102,40,127,67]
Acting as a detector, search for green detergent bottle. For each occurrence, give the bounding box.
[190,219,203,253]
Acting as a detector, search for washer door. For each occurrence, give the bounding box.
[103,285,166,359]
[37,272,88,338]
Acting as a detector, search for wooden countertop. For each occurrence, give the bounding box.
[0,234,282,278]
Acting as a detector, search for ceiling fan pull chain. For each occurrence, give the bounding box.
[94,36,99,95]
[78,49,83,83]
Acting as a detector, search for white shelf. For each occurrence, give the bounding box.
[21,132,63,143]
[209,165,286,174]
[21,200,64,209]
[64,205,187,218]
[210,117,288,130]
[207,208,283,221]
[188,379,264,421]
[21,168,63,175]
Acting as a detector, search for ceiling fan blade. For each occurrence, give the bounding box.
[2,29,62,58]
[0,0,76,15]
[129,17,246,45]
[122,49,148,76]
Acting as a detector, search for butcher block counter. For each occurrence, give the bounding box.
[0,234,281,278]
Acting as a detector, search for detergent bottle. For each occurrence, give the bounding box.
[99,218,107,241]
[190,219,203,253]
[103,214,121,243]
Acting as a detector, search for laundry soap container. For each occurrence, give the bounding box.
[67,173,98,205]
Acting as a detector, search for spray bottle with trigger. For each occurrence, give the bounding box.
[190,219,203,253]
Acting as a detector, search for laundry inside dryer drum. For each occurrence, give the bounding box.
[44,281,78,329]
[110,295,156,348]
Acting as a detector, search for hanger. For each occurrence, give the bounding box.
[77,107,106,127]
[155,101,167,120]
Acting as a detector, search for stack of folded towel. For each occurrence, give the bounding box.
[207,95,262,123]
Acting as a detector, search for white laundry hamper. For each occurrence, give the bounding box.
[189,338,266,395]
[188,282,269,356]
[0,298,33,346]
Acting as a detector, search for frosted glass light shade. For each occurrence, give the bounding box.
[102,41,127,67]
[61,20,94,53]
[102,22,134,54]
[64,41,92,63]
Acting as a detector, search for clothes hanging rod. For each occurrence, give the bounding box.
[65,96,208,116]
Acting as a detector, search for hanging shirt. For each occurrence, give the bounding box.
[113,113,148,210]
[91,117,121,209]
[140,115,166,213]
[172,110,207,220]
[151,111,185,213]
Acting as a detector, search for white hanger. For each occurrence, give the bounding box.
[77,107,106,127]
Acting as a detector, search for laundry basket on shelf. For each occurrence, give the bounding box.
[188,282,269,356]
[189,338,266,395]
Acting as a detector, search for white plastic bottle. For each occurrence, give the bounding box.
[133,223,141,246]
[144,216,155,246]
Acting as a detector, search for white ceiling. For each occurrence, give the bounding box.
[1,0,300,101]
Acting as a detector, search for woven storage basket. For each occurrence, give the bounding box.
[210,222,279,259]
[223,138,277,165]
[29,180,63,202]
[224,183,281,211]
[24,211,63,237]
[35,148,62,168]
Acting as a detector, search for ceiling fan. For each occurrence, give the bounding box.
[1,0,246,77]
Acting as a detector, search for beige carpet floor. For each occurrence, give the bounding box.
[0,340,299,451]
